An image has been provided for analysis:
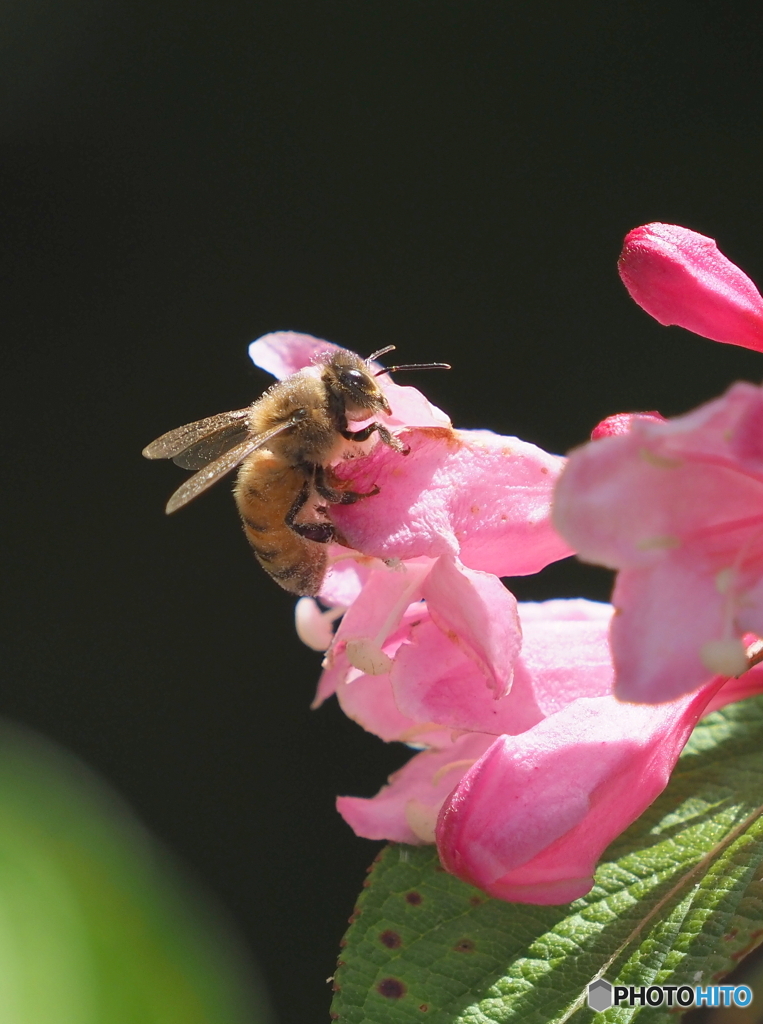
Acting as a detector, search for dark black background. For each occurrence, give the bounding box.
[3,2,763,1021]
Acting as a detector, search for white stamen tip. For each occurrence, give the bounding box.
[700,638,748,677]
[714,567,735,595]
[345,638,394,675]
[404,799,440,844]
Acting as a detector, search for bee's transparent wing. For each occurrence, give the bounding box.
[163,419,300,514]
[171,425,253,469]
[142,408,251,462]
[164,438,259,513]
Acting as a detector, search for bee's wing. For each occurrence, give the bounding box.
[163,418,300,514]
[171,424,252,469]
[142,408,252,461]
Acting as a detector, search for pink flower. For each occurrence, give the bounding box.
[435,679,736,904]
[619,223,763,352]
[335,600,617,847]
[328,428,570,576]
[555,225,763,702]
[335,597,763,903]
[255,328,763,905]
[556,383,763,701]
[313,427,572,700]
[251,331,572,700]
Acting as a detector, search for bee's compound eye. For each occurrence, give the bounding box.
[344,369,366,385]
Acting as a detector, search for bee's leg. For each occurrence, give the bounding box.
[313,464,379,505]
[285,481,336,543]
[341,422,409,455]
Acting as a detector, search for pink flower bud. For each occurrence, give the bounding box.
[591,411,665,439]
[619,223,763,352]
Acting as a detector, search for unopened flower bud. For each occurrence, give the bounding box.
[619,223,763,352]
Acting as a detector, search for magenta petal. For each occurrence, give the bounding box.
[422,558,521,697]
[619,223,763,352]
[590,411,666,439]
[436,687,721,904]
[337,733,495,844]
[248,331,342,378]
[332,428,573,574]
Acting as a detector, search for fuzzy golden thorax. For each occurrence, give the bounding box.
[247,375,337,466]
[247,353,392,468]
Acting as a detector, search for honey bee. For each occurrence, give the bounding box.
[143,346,449,595]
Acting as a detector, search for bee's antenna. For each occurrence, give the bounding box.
[367,345,396,363]
[374,362,451,376]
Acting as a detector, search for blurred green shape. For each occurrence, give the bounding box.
[0,721,273,1024]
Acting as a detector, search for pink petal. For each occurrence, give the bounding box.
[326,559,433,675]
[436,684,724,904]
[311,650,350,708]
[317,561,523,739]
[337,733,495,844]
[323,604,453,745]
[555,383,763,703]
[619,223,763,352]
[318,549,372,607]
[376,379,451,429]
[554,389,763,572]
[422,557,521,697]
[249,331,341,378]
[391,618,523,734]
[610,557,725,702]
[516,600,614,713]
[337,666,448,745]
[732,572,763,638]
[651,381,763,473]
[312,571,432,711]
[339,681,454,749]
[331,428,573,574]
[392,599,614,739]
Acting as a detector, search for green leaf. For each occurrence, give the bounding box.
[331,696,763,1023]
[0,720,273,1024]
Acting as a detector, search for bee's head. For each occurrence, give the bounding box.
[322,351,392,417]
